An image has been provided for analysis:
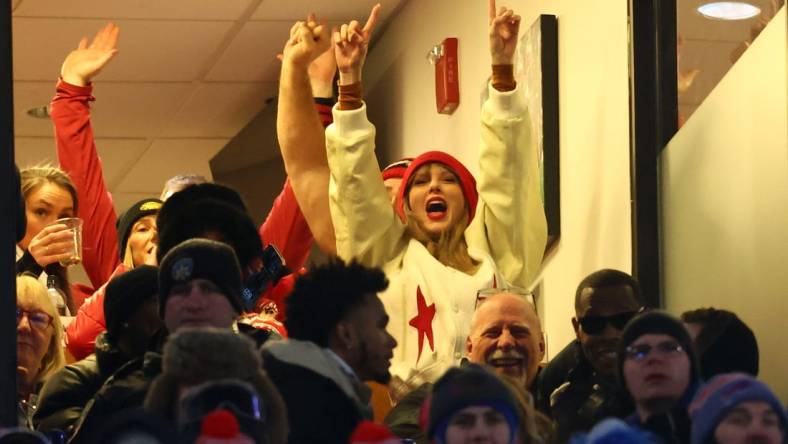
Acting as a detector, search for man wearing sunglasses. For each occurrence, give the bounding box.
[618,310,702,444]
[537,269,645,442]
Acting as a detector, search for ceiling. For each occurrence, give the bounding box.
[11,0,405,213]
[677,0,785,121]
[11,0,783,212]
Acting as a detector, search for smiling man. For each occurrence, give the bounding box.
[537,269,645,441]
[385,291,543,444]
[466,292,545,391]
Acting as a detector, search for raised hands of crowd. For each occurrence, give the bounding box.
[488,0,521,65]
[60,22,119,87]
[333,3,381,85]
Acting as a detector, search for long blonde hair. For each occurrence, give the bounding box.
[16,275,65,385]
[403,164,479,274]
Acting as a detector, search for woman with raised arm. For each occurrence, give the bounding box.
[324,1,547,395]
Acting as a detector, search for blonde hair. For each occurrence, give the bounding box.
[16,275,65,385]
[20,164,79,212]
[403,163,479,274]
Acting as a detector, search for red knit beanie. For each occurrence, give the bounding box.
[396,151,478,223]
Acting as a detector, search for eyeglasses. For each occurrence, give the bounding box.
[16,309,54,330]
[625,340,685,362]
[578,310,640,335]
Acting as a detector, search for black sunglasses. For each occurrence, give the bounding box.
[578,310,641,335]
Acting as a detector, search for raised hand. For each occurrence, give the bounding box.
[308,43,337,98]
[60,22,119,87]
[488,0,521,65]
[282,14,331,69]
[334,3,381,85]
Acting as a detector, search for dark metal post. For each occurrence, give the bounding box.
[628,0,678,308]
[1,0,18,427]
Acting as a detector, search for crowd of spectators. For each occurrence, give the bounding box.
[5,1,784,443]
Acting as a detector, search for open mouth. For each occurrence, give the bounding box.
[426,197,447,221]
[489,357,522,368]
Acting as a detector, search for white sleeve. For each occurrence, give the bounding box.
[325,103,407,266]
[466,83,548,288]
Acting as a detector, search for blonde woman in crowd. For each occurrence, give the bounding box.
[16,275,65,429]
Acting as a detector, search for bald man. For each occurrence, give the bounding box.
[466,292,545,390]
[385,292,544,443]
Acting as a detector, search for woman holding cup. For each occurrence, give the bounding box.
[16,166,83,314]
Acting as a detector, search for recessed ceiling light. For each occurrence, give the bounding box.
[26,105,50,119]
[697,2,761,20]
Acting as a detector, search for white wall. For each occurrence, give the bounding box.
[364,0,633,356]
[662,8,787,399]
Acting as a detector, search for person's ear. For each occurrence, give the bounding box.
[466,335,473,355]
[572,317,580,338]
[335,321,359,350]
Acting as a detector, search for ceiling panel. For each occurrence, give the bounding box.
[14,137,150,189]
[14,137,56,168]
[252,0,402,21]
[13,0,254,21]
[83,82,196,138]
[13,82,55,137]
[115,138,228,193]
[161,82,278,138]
[204,21,293,82]
[13,18,235,81]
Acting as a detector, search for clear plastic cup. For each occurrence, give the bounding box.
[55,217,83,267]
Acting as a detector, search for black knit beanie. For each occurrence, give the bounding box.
[427,364,519,441]
[158,239,243,317]
[617,310,701,391]
[116,198,163,261]
[691,309,759,379]
[155,183,262,268]
[104,265,159,340]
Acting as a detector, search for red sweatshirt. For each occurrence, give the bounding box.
[56,80,326,359]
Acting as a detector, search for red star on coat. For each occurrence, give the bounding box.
[409,286,436,364]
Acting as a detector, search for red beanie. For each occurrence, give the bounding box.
[381,157,414,181]
[350,421,401,444]
[396,151,478,223]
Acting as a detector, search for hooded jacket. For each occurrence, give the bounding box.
[262,339,372,444]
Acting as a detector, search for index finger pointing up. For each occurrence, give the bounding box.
[488,0,497,22]
[362,3,382,36]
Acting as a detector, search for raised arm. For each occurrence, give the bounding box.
[467,1,547,287]
[325,5,407,266]
[52,23,121,288]
[276,16,338,255]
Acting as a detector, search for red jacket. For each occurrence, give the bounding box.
[58,80,327,359]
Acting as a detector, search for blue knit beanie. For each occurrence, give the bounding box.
[428,364,519,444]
[688,373,787,444]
